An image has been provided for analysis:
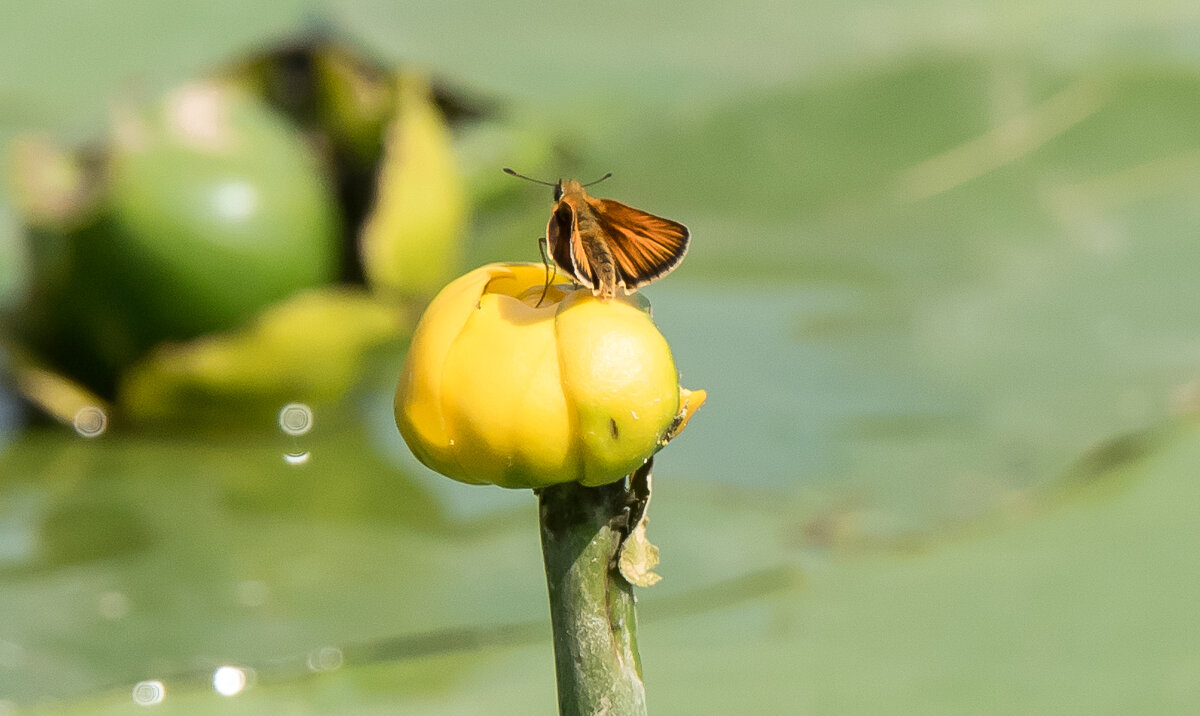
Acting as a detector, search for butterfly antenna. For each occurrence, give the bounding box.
[536,237,553,307]
[582,172,613,188]
[503,167,557,187]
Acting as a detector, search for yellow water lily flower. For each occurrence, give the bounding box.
[395,263,704,489]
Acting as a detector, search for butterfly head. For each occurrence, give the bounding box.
[503,168,612,203]
[555,179,585,202]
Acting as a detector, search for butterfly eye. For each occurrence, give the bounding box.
[553,182,563,202]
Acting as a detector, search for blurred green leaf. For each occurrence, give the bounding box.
[9,420,1199,713]
[0,427,545,706]
[119,288,406,427]
[616,59,1200,522]
[359,75,467,297]
[639,421,1200,715]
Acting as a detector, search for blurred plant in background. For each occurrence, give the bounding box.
[1,38,517,431]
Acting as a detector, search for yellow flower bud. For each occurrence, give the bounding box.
[395,263,703,489]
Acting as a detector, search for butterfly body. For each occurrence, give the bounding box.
[544,178,690,299]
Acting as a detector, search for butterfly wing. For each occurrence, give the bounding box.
[546,199,596,290]
[589,198,690,291]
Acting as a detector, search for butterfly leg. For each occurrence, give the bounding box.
[537,237,553,307]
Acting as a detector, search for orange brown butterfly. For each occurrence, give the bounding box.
[504,168,690,300]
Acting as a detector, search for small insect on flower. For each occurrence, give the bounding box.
[504,168,690,300]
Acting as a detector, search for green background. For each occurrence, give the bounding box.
[3,1,1200,712]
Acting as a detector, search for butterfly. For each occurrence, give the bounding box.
[504,168,690,299]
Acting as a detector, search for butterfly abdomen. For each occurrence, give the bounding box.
[576,211,618,298]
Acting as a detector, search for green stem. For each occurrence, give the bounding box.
[538,476,646,716]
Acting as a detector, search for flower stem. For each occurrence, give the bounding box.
[538,474,647,716]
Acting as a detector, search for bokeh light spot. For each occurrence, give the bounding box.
[278,402,313,436]
[131,680,165,706]
[283,451,312,465]
[212,666,247,696]
[307,646,344,672]
[73,406,107,438]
